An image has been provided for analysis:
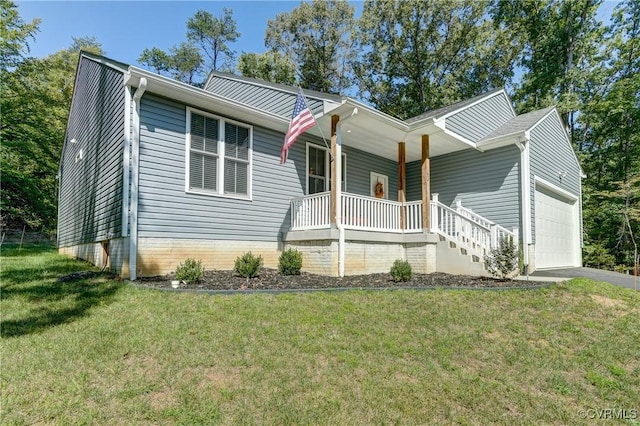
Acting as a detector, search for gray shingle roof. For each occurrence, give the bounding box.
[405,88,505,124]
[481,106,555,141]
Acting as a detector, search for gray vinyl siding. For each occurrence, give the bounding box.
[529,113,582,243]
[342,146,398,201]
[137,95,305,241]
[409,145,521,231]
[445,92,515,142]
[57,57,125,246]
[136,95,399,241]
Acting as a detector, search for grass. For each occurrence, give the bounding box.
[1,245,639,425]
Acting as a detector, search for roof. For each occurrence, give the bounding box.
[481,106,555,141]
[406,88,506,123]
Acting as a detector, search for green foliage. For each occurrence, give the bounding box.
[484,237,518,280]
[278,248,302,276]
[355,0,517,119]
[238,51,296,85]
[583,243,616,270]
[175,258,205,284]
[186,8,239,72]
[390,259,412,282]
[234,251,263,278]
[265,0,355,93]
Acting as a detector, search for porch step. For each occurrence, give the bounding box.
[435,240,490,277]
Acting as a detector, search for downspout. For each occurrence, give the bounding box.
[516,134,532,273]
[129,77,147,280]
[336,108,358,277]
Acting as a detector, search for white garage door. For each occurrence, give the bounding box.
[535,184,579,269]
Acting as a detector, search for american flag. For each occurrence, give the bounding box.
[281,88,317,164]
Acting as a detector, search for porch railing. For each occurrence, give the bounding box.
[290,191,330,230]
[430,194,519,256]
[290,192,423,233]
[290,192,518,257]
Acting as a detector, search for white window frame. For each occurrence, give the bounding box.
[185,107,253,200]
[305,142,346,194]
[370,172,388,199]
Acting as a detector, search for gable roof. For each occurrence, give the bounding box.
[481,106,556,141]
[406,88,508,124]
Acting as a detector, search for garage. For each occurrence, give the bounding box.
[534,183,581,269]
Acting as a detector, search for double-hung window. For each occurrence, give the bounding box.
[306,143,346,194]
[187,108,252,199]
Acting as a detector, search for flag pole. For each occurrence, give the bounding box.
[298,86,334,160]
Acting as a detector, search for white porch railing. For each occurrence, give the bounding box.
[430,194,519,255]
[290,192,423,233]
[290,191,330,230]
[290,192,518,257]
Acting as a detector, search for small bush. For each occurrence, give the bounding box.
[484,237,518,280]
[234,251,263,278]
[390,259,412,282]
[175,258,204,284]
[278,248,303,275]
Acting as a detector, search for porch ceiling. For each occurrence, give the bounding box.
[309,101,476,162]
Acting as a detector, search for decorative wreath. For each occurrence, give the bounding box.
[375,180,384,198]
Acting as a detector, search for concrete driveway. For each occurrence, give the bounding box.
[532,267,639,291]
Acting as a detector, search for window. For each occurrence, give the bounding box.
[187,108,252,199]
[306,143,346,194]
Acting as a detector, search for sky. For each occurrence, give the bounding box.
[16,0,620,70]
[16,1,363,67]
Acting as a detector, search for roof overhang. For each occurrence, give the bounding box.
[125,66,486,163]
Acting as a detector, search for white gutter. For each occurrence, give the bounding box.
[336,108,358,277]
[129,77,147,281]
[122,85,131,237]
[516,133,532,272]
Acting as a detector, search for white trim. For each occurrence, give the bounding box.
[438,89,514,121]
[185,106,253,200]
[534,176,579,202]
[519,135,532,269]
[122,86,131,237]
[370,172,389,200]
[129,77,147,280]
[305,142,345,195]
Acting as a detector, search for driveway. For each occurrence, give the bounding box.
[532,267,639,291]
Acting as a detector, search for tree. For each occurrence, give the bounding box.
[1,19,104,231]
[265,0,355,93]
[578,0,640,269]
[0,0,40,68]
[186,8,239,72]
[355,0,518,119]
[237,51,296,84]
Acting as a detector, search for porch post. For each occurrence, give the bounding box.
[421,134,431,231]
[330,114,339,225]
[398,142,406,230]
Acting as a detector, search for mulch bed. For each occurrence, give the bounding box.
[136,268,551,292]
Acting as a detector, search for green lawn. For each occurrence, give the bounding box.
[2,245,639,425]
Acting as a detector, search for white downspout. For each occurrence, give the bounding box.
[336,108,358,277]
[129,77,147,280]
[517,134,532,273]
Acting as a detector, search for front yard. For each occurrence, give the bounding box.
[1,245,639,424]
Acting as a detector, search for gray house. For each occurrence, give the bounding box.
[58,52,583,279]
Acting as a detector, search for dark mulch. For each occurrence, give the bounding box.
[136,268,551,292]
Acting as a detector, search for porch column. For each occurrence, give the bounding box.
[398,142,406,229]
[421,134,431,231]
[330,114,339,225]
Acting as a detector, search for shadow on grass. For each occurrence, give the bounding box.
[1,244,125,338]
[1,280,124,338]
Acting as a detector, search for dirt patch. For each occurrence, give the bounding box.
[136,268,551,291]
[589,294,627,309]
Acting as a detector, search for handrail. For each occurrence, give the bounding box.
[431,199,518,255]
[290,191,330,230]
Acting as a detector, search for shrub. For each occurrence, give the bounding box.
[278,248,303,275]
[234,251,263,278]
[175,258,204,284]
[484,237,518,280]
[390,259,412,282]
